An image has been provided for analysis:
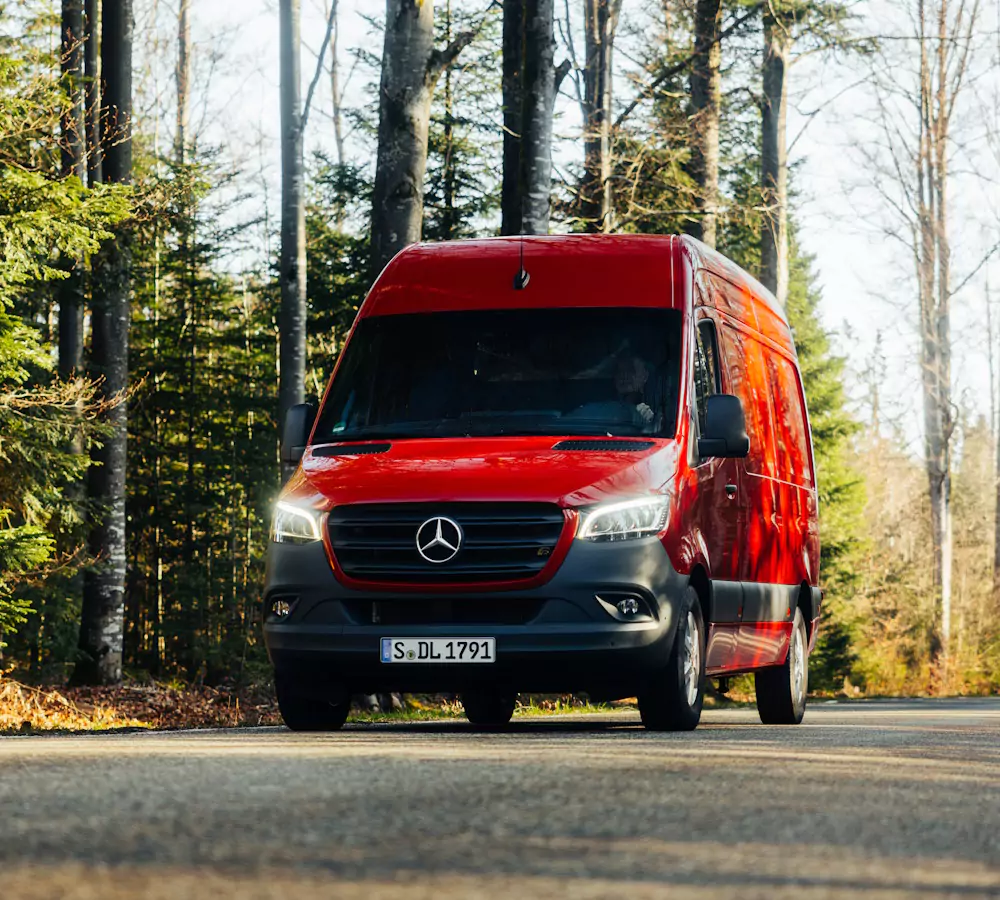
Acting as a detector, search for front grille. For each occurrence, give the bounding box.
[342,597,545,625]
[327,502,566,583]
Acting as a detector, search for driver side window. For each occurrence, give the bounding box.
[693,320,720,436]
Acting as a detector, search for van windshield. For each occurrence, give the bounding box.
[314,308,682,442]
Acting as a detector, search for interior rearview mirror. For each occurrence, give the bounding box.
[697,394,750,459]
[281,402,317,466]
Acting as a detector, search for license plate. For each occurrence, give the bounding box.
[380,638,495,664]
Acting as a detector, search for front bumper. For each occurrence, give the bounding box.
[262,536,688,697]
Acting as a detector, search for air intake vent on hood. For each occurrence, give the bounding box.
[311,443,391,457]
[552,440,655,452]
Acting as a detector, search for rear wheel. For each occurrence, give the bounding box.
[638,587,705,731]
[754,607,808,725]
[276,677,350,732]
[461,691,516,728]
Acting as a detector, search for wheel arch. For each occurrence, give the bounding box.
[797,581,815,639]
[688,565,712,625]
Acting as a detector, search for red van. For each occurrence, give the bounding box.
[265,235,821,731]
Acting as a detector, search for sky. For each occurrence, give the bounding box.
[142,0,1000,455]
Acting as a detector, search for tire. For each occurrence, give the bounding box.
[638,586,706,731]
[755,606,808,725]
[461,691,516,728]
[276,677,350,732]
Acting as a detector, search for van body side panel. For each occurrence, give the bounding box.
[702,266,820,672]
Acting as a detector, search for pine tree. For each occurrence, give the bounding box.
[0,33,128,652]
[785,242,866,690]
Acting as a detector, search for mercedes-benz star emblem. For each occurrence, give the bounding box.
[416,516,463,564]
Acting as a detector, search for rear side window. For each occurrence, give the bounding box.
[693,320,720,436]
[764,352,813,488]
[718,325,774,477]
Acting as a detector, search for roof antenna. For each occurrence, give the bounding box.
[513,232,530,290]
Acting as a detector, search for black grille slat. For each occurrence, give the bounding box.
[553,439,655,452]
[328,502,564,583]
[312,443,392,457]
[342,598,544,626]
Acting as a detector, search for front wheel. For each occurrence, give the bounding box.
[638,587,706,731]
[754,607,808,725]
[276,677,350,732]
[461,691,516,728]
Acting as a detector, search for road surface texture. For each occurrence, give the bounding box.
[1,698,999,899]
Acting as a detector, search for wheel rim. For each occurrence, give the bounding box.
[683,610,701,706]
[791,623,806,704]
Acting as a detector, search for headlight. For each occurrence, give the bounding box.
[271,501,322,544]
[577,497,669,542]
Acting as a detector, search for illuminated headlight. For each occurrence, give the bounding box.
[578,497,669,542]
[271,501,322,544]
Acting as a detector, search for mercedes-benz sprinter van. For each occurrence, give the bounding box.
[264,235,821,731]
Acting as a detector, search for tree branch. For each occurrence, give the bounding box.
[302,0,337,133]
[427,31,476,85]
[554,58,572,95]
[614,2,763,130]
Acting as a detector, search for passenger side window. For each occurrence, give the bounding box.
[693,321,721,436]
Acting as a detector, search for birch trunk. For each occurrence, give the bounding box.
[685,0,721,247]
[279,0,307,446]
[760,7,789,305]
[581,0,620,233]
[74,0,132,687]
[59,0,86,379]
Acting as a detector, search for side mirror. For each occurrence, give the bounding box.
[281,402,317,466]
[697,394,750,459]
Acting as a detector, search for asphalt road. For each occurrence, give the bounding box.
[1,699,999,899]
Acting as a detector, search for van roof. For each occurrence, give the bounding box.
[361,234,786,327]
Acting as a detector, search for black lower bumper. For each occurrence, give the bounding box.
[262,536,688,698]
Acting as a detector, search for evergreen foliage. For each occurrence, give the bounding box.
[785,243,866,691]
[423,0,501,242]
[0,39,129,649]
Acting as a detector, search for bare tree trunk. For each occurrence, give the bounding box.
[175,0,189,165]
[519,0,556,234]
[328,0,345,168]
[279,0,307,449]
[908,0,974,662]
[440,0,459,241]
[370,0,473,276]
[580,0,621,233]
[501,0,523,235]
[74,0,132,687]
[84,0,102,185]
[685,0,721,247]
[59,0,86,379]
[990,284,1000,602]
[760,6,789,305]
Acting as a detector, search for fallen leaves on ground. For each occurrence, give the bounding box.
[0,679,145,732]
[0,678,282,733]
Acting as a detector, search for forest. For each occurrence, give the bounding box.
[1,0,998,714]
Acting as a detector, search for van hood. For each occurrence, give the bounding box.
[286,436,679,510]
